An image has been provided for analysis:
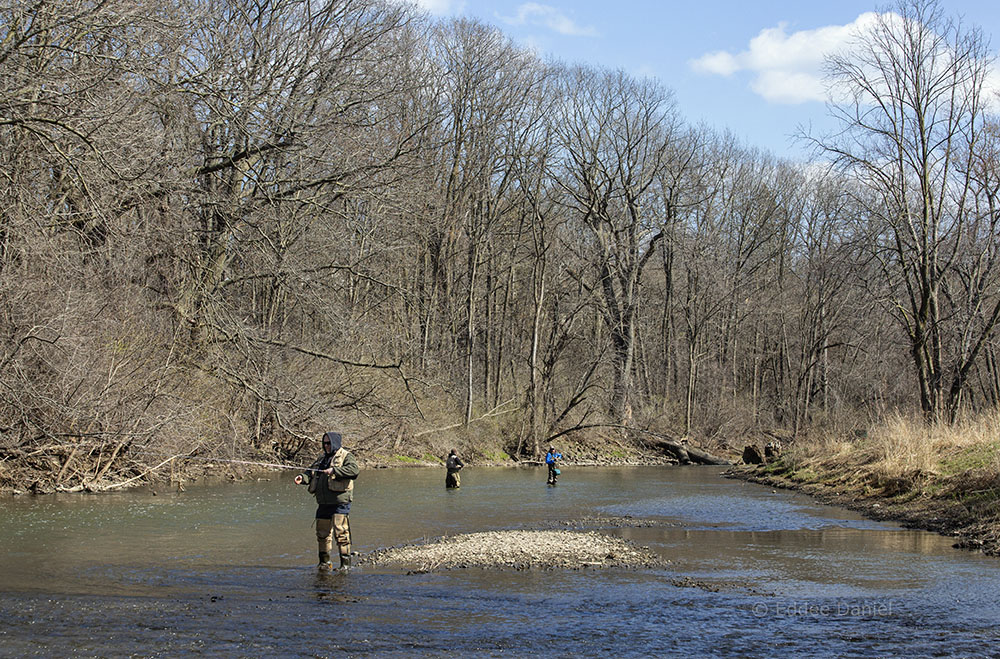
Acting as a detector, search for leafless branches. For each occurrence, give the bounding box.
[5,0,1000,492]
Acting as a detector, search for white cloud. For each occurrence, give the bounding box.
[500,3,598,37]
[750,70,827,105]
[982,61,1000,112]
[516,35,545,57]
[412,0,465,15]
[634,63,658,80]
[690,13,883,104]
[690,51,740,77]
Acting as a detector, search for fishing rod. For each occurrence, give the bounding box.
[21,438,335,473]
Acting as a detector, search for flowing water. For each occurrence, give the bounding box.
[1,465,999,657]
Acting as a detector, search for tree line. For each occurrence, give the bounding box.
[2,0,998,490]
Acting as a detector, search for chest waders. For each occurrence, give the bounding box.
[314,449,354,570]
[316,515,352,569]
[445,455,462,488]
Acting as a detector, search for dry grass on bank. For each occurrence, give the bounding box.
[756,412,1000,549]
[783,413,1000,490]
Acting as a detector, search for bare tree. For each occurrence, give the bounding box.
[813,0,997,421]
[553,66,679,424]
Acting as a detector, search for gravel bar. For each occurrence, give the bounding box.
[363,529,665,572]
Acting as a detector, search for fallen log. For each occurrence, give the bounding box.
[680,443,731,466]
[542,423,732,466]
[648,438,731,466]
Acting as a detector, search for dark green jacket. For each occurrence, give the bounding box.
[300,449,360,506]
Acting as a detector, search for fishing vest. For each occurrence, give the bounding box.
[307,448,355,494]
[326,448,354,493]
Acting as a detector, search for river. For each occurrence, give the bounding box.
[1,465,998,657]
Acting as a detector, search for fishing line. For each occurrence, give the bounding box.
[128,450,327,473]
[163,454,324,472]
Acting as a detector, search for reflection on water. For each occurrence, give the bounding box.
[1,466,999,656]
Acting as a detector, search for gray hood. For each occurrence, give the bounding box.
[323,431,343,454]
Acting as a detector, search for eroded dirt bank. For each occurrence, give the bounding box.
[729,463,1000,557]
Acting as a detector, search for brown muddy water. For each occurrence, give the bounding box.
[1,465,999,657]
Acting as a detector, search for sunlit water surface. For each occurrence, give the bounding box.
[1,466,998,657]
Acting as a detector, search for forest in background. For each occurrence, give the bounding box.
[3,0,1000,493]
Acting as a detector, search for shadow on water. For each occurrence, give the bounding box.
[2,465,1000,656]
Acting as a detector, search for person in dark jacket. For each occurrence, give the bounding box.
[294,431,360,570]
[445,449,464,489]
[545,446,562,484]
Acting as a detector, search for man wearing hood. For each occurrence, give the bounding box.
[294,431,360,570]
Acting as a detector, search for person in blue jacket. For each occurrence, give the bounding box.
[545,446,562,484]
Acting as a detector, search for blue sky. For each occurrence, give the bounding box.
[410,1,1000,161]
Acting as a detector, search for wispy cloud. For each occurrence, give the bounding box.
[411,0,466,16]
[500,3,598,37]
[689,13,882,104]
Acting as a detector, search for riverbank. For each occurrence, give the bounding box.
[18,420,1000,567]
[0,436,696,496]
[731,463,1000,556]
[729,416,1000,557]
[0,425,697,495]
